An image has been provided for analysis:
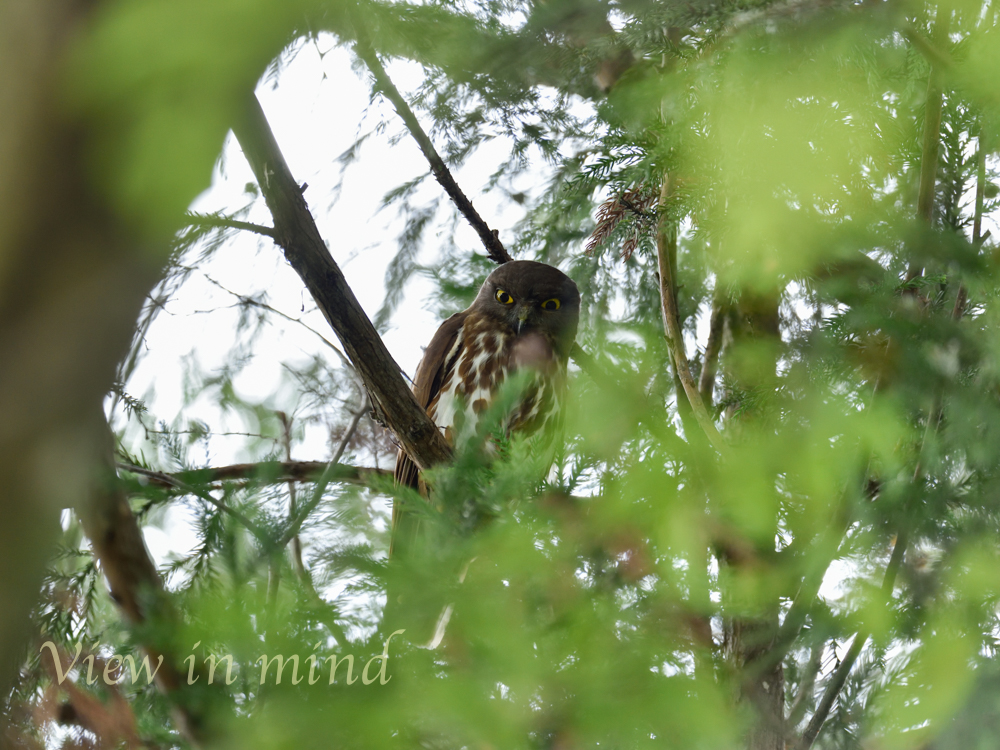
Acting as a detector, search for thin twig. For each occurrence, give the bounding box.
[795,529,908,750]
[278,412,307,579]
[953,129,988,319]
[973,132,987,247]
[141,426,281,443]
[353,39,512,265]
[185,211,276,239]
[276,403,369,550]
[118,463,267,540]
[655,178,728,456]
[197,270,354,370]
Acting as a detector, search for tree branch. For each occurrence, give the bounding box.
[902,22,953,72]
[747,518,849,679]
[118,462,267,540]
[353,38,513,264]
[794,529,907,750]
[231,92,451,472]
[277,412,306,579]
[916,15,948,226]
[118,460,389,490]
[655,179,728,456]
[276,404,369,551]
[698,289,726,408]
[973,131,987,248]
[787,640,824,733]
[0,0,175,701]
[568,342,619,393]
[80,422,217,746]
[953,128,988,319]
[185,211,276,238]
[906,11,949,284]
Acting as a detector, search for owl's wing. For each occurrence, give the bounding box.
[390,311,466,557]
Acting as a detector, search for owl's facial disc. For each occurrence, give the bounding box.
[475,260,581,349]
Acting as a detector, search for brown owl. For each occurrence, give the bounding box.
[391,260,580,555]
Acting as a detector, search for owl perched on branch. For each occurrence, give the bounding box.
[391,260,580,555]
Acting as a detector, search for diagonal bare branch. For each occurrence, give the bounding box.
[231,92,451,474]
[699,290,726,408]
[353,39,513,265]
[79,421,219,746]
[906,11,950,285]
[351,40,627,393]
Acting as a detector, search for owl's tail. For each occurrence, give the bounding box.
[389,447,424,558]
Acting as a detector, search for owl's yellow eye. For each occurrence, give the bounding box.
[495,289,514,305]
[541,298,561,311]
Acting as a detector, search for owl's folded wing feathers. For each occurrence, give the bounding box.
[390,311,467,556]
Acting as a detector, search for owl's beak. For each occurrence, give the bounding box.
[517,307,530,334]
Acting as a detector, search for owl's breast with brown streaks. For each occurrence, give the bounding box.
[424,311,564,447]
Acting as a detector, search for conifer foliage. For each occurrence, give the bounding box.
[5,1,1000,750]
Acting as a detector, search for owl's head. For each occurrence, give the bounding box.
[473,260,580,356]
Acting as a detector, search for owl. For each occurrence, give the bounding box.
[391,260,580,554]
